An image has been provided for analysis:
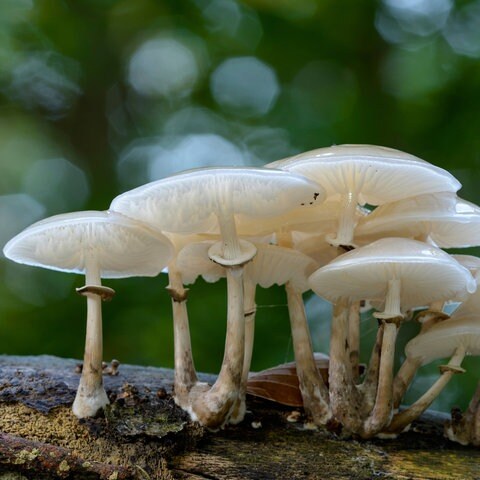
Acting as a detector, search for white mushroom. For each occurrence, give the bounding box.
[3,211,174,418]
[388,314,480,434]
[356,193,480,248]
[110,167,325,428]
[308,237,475,437]
[177,239,330,425]
[267,144,460,247]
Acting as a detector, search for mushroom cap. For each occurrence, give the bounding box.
[308,238,476,310]
[176,240,226,285]
[405,314,480,365]
[356,193,480,248]
[177,240,317,292]
[267,144,460,205]
[3,210,174,278]
[451,255,480,278]
[233,198,341,237]
[449,256,480,316]
[293,232,339,267]
[244,243,317,292]
[110,167,325,234]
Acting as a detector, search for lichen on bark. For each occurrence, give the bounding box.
[1,355,480,480]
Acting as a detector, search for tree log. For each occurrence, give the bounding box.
[0,355,479,479]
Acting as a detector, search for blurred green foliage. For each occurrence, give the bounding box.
[1,0,480,411]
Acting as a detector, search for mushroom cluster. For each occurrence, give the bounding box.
[3,144,480,444]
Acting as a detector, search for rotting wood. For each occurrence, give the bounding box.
[1,355,480,480]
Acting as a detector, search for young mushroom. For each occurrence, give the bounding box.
[267,144,460,248]
[308,237,476,437]
[110,167,325,428]
[388,314,480,435]
[3,211,174,418]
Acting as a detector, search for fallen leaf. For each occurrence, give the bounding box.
[246,353,329,407]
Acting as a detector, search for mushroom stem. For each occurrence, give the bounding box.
[361,317,400,437]
[72,260,109,418]
[167,260,198,408]
[359,323,384,415]
[230,274,257,424]
[216,194,241,261]
[374,279,402,320]
[190,266,246,428]
[348,301,361,381]
[392,310,448,408]
[329,299,362,432]
[327,191,358,247]
[242,275,257,387]
[392,357,422,409]
[286,281,331,425]
[386,346,466,434]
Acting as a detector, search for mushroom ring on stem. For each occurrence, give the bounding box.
[3,210,174,418]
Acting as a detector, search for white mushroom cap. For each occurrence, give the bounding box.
[293,232,339,267]
[308,238,476,312]
[356,193,480,248]
[233,199,341,238]
[449,256,480,316]
[245,243,317,292]
[3,210,174,278]
[110,167,325,235]
[405,314,480,365]
[267,145,460,204]
[176,240,226,285]
[452,255,480,277]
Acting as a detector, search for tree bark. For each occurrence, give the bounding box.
[0,355,479,480]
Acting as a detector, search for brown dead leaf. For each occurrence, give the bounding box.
[247,353,365,407]
[246,353,329,407]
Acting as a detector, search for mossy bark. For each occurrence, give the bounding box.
[0,355,479,480]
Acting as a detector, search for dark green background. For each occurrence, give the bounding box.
[1,0,479,411]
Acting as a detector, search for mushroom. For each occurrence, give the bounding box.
[3,210,174,418]
[308,237,476,437]
[356,193,480,248]
[176,238,329,424]
[267,144,460,247]
[110,167,325,428]
[392,256,480,410]
[387,314,480,435]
